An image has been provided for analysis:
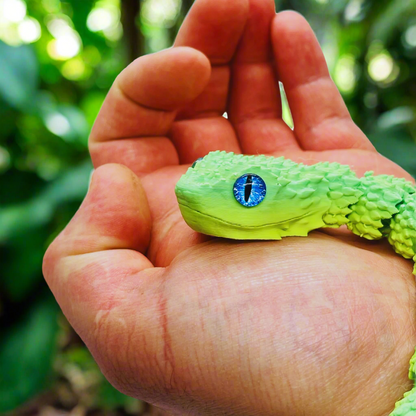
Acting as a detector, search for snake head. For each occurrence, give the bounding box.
[175,151,329,239]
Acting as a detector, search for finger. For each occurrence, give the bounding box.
[170,66,241,163]
[228,0,298,155]
[43,163,154,342]
[174,0,248,64]
[174,0,248,115]
[271,11,374,151]
[89,47,211,177]
[170,117,240,164]
[171,0,249,162]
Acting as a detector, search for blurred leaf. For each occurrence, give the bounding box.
[98,380,140,411]
[0,160,92,242]
[274,0,283,9]
[0,42,39,111]
[60,347,142,412]
[56,104,90,145]
[368,125,416,178]
[39,63,62,85]
[0,294,59,412]
[0,229,48,301]
[376,106,415,130]
[37,91,90,147]
[80,91,106,127]
[280,82,294,129]
[369,0,416,44]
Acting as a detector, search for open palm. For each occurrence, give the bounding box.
[43,1,416,415]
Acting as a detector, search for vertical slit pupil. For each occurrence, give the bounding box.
[245,175,253,202]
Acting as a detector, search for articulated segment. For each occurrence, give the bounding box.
[346,172,416,273]
[388,192,416,275]
[347,172,415,240]
[390,349,416,415]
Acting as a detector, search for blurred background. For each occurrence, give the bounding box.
[0,0,415,414]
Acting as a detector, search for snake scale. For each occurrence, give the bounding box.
[175,151,416,415]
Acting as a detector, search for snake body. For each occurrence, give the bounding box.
[175,151,416,415]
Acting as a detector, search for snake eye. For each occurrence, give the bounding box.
[233,173,266,207]
[192,157,204,168]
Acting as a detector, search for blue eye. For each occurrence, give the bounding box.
[233,173,266,207]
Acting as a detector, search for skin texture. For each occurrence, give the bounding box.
[43,1,416,415]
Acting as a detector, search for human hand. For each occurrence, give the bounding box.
[43,1,416,415]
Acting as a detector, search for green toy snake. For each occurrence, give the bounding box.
[175,151,416,415]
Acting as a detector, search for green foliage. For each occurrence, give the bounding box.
[0,294,59,412]
[0,42,38,111]
[0,0,127,412]
[0,0,415,414]
[54,346,143,413]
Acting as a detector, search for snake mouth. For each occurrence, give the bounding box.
[178,201,315,229]
[178,202,243,227]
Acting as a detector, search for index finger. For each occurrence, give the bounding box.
[170,0,249,163]
[89,47,211,177]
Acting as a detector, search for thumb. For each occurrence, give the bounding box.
[43,163,154,342]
